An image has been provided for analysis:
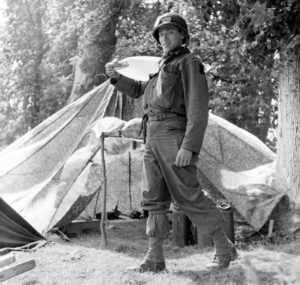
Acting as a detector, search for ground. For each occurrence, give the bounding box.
[2,219,300,285]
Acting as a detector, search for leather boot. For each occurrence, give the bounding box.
[206,227,238,270]
[126,211,169,273]
[139,260,166,273]
[139,237,166,273]
[206,243,238,270]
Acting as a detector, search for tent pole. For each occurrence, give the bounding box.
[128,151,132,210]
[99,130,122,248]
[100,133,107,248]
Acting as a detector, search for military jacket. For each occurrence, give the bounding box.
[111,48,209,154]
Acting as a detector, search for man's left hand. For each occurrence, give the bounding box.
[175,148,193,167]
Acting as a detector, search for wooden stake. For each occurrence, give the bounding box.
[268,219,274,238]
[0,260,36,282]
[128,151,132,211]
[98,130,122,248]
[100,133,107,248]
[0,254,15,268]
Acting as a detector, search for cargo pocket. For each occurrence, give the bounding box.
[164,121,186,149]
[154,70,178,109]
[171,164,199,188]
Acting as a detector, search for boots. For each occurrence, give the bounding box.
[206,227,238,270]
[206,242,238,270]
[139,237,166,273]
[139,260,166,273]
[131,211,169,273]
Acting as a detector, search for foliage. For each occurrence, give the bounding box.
[114,0,161,58]
[237,0,300,57]
[68,0,131,101]
[1,0,294,149]
[0,0,48,145]
[225,0,300,149]
[41,0,81,112]
[186,0,278,146]
[0,0,83,146]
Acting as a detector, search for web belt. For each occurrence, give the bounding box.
[138,112,185,143]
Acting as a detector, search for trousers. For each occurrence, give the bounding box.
[141,118,224,238]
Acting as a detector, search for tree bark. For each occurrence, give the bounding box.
[68,0,130,103]
[276,50,300,211]
[30,3,45,128]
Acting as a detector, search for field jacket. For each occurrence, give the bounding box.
[110,47,209,154]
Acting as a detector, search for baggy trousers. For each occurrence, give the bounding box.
[142,118,230,256]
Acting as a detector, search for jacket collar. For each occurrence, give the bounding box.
[162,46,190,59]
[159,46,190,68]
[149,47,190,79]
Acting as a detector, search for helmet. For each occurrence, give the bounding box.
[152,12,189,46]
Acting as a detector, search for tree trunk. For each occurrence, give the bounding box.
[30,5,45,128]
[276,50,300,211]
[68,0,130,103]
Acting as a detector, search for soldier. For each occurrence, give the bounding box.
[105,12,237,273]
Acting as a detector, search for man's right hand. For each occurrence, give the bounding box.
[105,59,126,79]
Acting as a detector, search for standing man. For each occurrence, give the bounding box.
[106,12,237,273]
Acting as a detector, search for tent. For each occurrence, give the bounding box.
[0,56,286,248]
[0,197,45,248]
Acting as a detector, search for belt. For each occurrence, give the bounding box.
[147,112,184,121]
[138,112,185,143]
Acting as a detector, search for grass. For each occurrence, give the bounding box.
[3,219,300,285]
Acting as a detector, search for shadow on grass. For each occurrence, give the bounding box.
[57,219,213,260]
[50,219,289,285]
[173,266,278,285]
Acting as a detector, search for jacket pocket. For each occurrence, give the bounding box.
[154,70,179,109]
